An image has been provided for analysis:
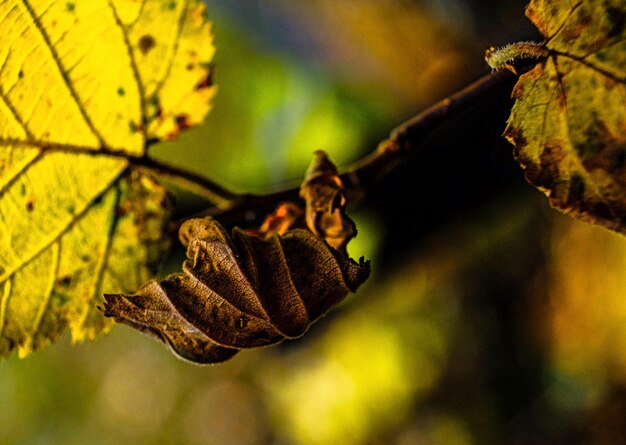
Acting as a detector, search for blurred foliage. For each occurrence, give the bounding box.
[2,0,625,444]
[545,219,626,407]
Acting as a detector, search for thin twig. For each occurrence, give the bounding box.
[169,70,516,232]
[342,69,516,192]
[131,155,239,207]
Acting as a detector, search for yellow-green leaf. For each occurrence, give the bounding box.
[0,0,216,358]
[505,0,626,233]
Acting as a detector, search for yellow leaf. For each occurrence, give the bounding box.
[0,0,216,357]
[505,0,626,234]
[546,217,626,385]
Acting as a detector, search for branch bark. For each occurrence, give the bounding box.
[167,69,517,232]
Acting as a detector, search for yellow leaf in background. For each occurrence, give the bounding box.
[0,0,216,358]
[547,217,626,388]
[505,0,626,234]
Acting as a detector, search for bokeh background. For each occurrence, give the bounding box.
[3,0,626,444]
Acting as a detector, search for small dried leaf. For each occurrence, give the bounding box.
[104,218,369,363]
[300,150,356,251]
[256,202,305,237]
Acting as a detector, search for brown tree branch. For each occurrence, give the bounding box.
[168,69,516,233]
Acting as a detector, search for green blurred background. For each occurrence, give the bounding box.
[3,0,626,444]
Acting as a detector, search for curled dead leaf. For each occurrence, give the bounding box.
[103,218,369,363]
[300,150,356,251]
[103,152,370,363]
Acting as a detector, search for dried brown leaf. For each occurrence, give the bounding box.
[104,152,370,363]
[104,218,369,363]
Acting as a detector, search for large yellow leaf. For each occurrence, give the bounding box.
[505,0,626,234]
[0,0,216,357]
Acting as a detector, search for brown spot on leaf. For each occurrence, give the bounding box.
[522,140,568,195]
[567,173,586,205]
[559,23,585,44]
[554,83,567,110]
[26,199,35,212]
[116,201,130,218]
[138,35,156,54]
[585,144,626,177]
[56,275,73,287]
[513,131,527,149]
[607,6,625,39]
[175,114,191,131]
[195,71,214,90]
[145,137,161,148]
[522,162,544,189]
[575,122,603,158]
[587,39,608,55]
[607,147,626,173]
[582,120,626,180]
[511,81,526,100]
[603,76,618,90]
[506,126,527,152]
[587,201,614,223]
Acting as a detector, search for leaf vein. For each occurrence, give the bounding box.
[0,86,32,136]
[0,87,43,195]
[0,151,42,196]
[554,59,623,223]
[555,51,626,83]
[0,154,127,284]
[151,0,188,101]
[126,0,147,31]
[0,279,12,342]
[106,0,148,143]
[30,241,60,339]
[19,0,107,147]
[0,138,132,157]
[546,1,583,43]
[76,181,122,330]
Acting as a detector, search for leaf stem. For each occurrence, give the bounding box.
[131,155,239,206]
[169,70,516,231]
